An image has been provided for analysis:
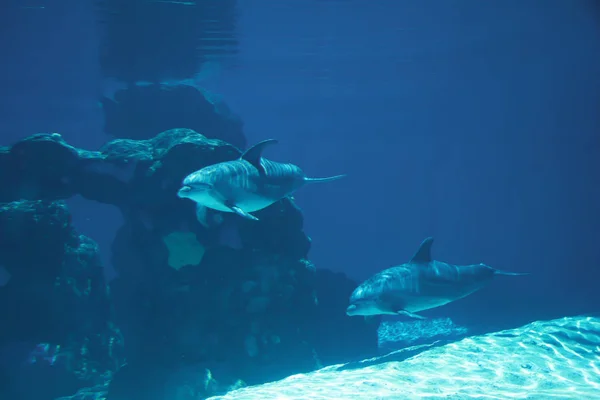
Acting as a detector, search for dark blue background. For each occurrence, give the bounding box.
[1,0,599,328]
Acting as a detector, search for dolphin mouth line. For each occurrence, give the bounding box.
[177,186,192,198]
[346,304,357,315]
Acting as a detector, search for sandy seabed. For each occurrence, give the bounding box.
[208,315,600,400]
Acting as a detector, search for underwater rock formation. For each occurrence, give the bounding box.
[0,200,123,400]
[0,129,378,399]
[101,83,246,149]
[0,129,239,204]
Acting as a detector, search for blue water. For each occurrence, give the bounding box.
[0,1,599,399]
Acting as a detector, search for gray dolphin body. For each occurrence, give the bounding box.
[177,139,345,222]
[346,237,529,319]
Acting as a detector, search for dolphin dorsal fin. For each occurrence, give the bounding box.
[410,237,434,264]
[241,139,279,174]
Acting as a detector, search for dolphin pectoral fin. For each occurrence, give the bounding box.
[241,139,279,175]
[195,204,224,228]
[195,204,209,228]
[396,310,427,320]
[230,205,259,221]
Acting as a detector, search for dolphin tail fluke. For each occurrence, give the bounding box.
[304,174,347,183]
[494,269,531,276]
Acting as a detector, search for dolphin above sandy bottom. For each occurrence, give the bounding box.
[177,139,345,223]
[346,237,530,319]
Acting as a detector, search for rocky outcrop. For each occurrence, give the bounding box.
[0,200,123,400]
[0,129,239,204]
[101,84,246,149]
[0,130,377,399]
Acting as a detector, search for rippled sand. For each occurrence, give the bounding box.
[209,315,600,400]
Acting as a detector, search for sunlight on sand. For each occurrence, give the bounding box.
[208,316,600,400]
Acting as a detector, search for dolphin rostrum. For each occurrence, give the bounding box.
[177,139,345,223]
[346,237,529,319]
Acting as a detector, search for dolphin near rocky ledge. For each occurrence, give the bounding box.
[178,139,345,224]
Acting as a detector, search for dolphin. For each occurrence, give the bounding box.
[346,237,529,319]
[177,139,345,222]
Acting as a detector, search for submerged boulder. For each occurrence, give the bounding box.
[0,200,123,400]
[101,83,246,149]
[0,129,239,207]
